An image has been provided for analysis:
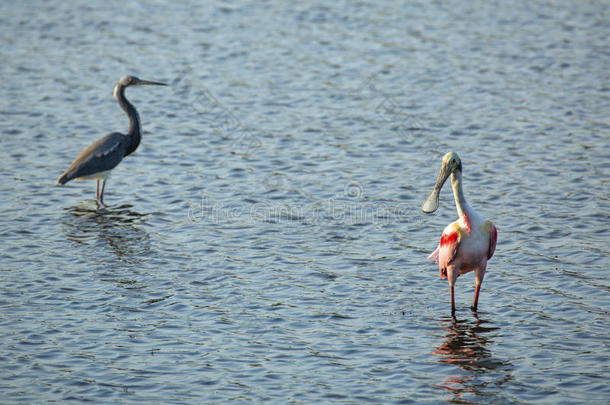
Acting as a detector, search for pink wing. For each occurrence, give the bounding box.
[427,247,440,262]
[429,231,460,278]
[438,231,460,270]
[487,223,497,260]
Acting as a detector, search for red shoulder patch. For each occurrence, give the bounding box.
[440,232,458,247]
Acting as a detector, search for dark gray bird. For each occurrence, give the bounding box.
[57,75,166,205]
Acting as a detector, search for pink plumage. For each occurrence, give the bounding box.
[422,152,498,315]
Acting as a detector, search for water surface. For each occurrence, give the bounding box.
[1,1,609,403]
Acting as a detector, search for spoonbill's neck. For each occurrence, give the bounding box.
[451,170,474,222]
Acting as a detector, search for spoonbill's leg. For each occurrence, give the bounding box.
[472,284,481,312]
[471,265,486,312]
[450,284,456,316]
[447,268,458,316]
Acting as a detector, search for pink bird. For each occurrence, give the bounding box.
[422,152,497,315]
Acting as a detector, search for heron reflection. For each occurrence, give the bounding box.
[63,204,150,263]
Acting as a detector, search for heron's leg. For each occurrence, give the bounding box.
[99,180,106,205]
[96,179,100,201]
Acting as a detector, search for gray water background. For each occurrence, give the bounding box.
[1,1,609,403]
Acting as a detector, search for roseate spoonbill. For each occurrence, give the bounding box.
[422,152,497,315]
[56,75,166,205]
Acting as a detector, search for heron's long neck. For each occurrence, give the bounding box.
[451,171,474,221]
[115,85,141,156]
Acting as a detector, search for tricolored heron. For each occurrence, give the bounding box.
[56,75,166,205]
[422,152,497,315]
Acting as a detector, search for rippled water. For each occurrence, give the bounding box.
[1,1,609,403]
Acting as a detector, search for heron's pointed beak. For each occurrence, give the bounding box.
[421,160,452,214]
[136,79,167,86]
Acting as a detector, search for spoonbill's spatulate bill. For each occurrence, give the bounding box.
[422,152,497,315]
[56,75,166,205]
